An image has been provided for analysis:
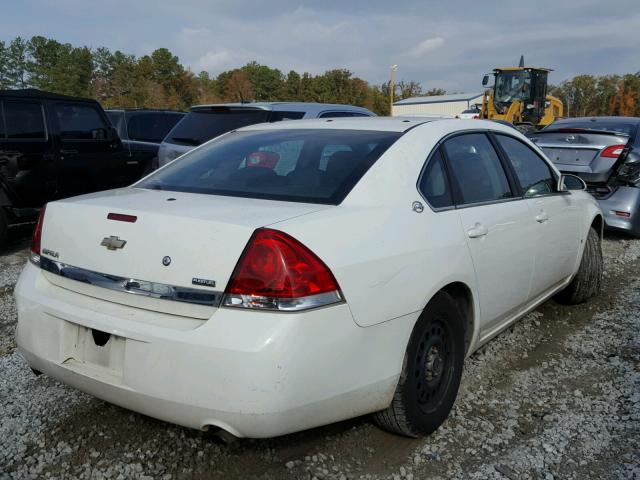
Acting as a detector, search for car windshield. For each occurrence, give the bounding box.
[165,108,270,146]
[494,71,531,103]
[138,129,402,205]
[543,121,635,137]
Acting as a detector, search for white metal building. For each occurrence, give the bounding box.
[392,93,483,117]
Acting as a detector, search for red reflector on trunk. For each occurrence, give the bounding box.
[107,213,137,223]
[614,211,631,218]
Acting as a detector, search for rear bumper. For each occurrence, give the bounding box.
[15,263,412,438]
[596,186,640,237]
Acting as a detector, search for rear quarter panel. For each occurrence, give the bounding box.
[273,121,479,328]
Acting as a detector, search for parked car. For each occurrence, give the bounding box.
[157,102,375,168]
[529,117,640,237]
[16,118,602,439]
[0,89,138,248]
[457,105,481,119]
[106,109,185,175]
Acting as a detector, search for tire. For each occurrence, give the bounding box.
[373,291,465,437]
[0,208,7,250]
[554,227,603,305]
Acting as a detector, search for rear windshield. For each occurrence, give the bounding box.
[166,108,270,146]
[543,120,636,136]
[138,129,402,204]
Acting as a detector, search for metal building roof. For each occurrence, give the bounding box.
[394,93,483,106]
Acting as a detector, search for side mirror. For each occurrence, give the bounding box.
[558,174,587,192]
[109,126,122,149]
[482,74,490,86]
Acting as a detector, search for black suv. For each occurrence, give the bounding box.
[0,89,138,247]
[106,109,185,174]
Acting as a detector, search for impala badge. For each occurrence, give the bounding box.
[192,278,216,288]
[101,236,127,251]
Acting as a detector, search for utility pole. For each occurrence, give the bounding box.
[389,65,398,116]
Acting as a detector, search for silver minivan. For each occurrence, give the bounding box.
[157,102,375,168]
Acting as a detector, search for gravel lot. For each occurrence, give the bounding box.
[1,232,639,480]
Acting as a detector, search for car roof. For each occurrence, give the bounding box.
[189,102,374,115]
[552,116,640,126]
[238,116,510,134]
[0,88,100,104]
[106,108,185,114]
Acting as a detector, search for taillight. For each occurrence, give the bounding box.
[223,228,343,311]
[600,145,624,158]
[30,205,47,265]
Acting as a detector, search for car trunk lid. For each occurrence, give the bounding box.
[40,188,328,319]
[530,130,629,178]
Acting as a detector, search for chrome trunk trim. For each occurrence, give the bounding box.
[39,257,222,307]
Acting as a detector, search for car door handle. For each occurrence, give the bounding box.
[535,211,549,223]
[60,149,78,154]
[126,160,139,165]
[467,223,488,238]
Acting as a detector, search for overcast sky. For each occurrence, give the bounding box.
[3,0,640,92]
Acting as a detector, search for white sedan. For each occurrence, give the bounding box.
[15,118,603,439]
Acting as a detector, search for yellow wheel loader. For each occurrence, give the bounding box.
[480,56,563,131]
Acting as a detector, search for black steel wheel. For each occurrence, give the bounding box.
[414,319,455,413]
[373,291,465,437]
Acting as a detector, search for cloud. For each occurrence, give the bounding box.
[2,0,640,92]
[197,50,232,72]
[408,37,445,57]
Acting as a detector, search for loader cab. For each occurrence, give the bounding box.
[491,67,550,124]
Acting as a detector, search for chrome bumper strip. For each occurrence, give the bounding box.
[39,257,222,307]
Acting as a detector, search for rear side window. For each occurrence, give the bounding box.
[54,104,108,140]
[419,149,453,209]
[139,129,401,205]
[127,112,169,143]
[3,101,46,139]
[495,135,556,197]
[443,133,513,205]
[269,111,305,122]
[167,109,270,146]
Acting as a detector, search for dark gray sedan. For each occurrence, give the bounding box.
[529,117,640,237]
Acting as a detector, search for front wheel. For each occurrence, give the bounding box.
[373,291,465,437]
[554,227,603,304]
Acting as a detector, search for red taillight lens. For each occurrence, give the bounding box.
[600,145,624,158]
[30,205,47,264]
[223,228,342,311]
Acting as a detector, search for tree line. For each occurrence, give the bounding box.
[549,74,640,117]
[1,36,639,117]
[0,36,435,115]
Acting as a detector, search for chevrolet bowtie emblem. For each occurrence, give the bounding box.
[101,236,127,251]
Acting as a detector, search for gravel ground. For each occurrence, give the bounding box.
[1,234,639,480]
